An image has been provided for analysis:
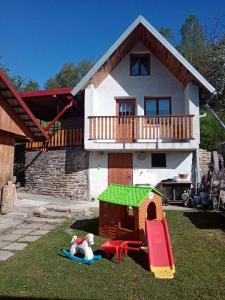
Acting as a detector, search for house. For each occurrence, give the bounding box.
[0,70,48,213]
[98,184,163,241]
[22,16,216,201]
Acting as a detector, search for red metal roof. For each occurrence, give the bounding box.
[20,87,73,121]
[20,87,72,98]
[0,70,48,141]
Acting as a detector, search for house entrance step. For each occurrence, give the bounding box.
[33,210,72,220]
[25,217,66,225]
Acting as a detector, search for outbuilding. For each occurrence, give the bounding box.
[0,71,48,213]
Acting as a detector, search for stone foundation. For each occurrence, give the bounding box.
[199,149,211,177]
[24,148,89,200]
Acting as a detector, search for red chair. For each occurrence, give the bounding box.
[101,240,143,264]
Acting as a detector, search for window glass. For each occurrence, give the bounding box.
[152,153,166,167]
[140,56,149,75]
[145,99,156,115]
[145,98,171,115]
[159,99,170,115]
[131,57,139,76]
[118,102,134,116]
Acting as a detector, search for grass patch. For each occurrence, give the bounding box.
[0,211,225,299]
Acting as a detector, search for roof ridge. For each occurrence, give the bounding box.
[71,16,216,96]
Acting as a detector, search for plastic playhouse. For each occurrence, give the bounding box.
[97,184,175,279]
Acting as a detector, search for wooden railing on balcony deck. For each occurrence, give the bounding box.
[26,128,83,151]
[89,115,194,142]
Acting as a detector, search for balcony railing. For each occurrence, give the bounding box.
[26,128,83,151]
[88,115,194,142]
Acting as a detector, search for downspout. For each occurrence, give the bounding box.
[204,104,225,131]
[195,149,200,194]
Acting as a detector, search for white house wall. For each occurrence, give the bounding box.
[84,41,200,150]
[95,41,185,116]
[89,151,193,199]
[133,151,193,186]
[184,82,200,145]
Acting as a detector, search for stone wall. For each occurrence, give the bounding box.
[199,148,211,177]
[24,148,89,200]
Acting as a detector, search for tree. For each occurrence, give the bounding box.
[9,74,39,92]
[159,27,175,43]
[45,60,94,89]
[0,59,39,92]
[200,113,225,151]
[177,16,206,69]
[23,80,39,92]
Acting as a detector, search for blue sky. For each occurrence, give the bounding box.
[0,0,224,88]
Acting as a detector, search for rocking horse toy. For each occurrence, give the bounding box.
[60,233,101,265]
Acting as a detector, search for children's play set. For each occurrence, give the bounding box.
[61,184,175,279]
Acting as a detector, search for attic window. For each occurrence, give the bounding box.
[130,54,150,76]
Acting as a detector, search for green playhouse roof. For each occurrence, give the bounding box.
[97,184,163,207]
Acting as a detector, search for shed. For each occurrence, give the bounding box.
[0,70,48,213]
[98,184,163,242]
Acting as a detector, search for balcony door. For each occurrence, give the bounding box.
[116,99,135,142]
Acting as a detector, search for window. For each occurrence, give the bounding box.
[144,98,171,116]
[117,100,135,117]
[120,206,135,231]
[130,54,150,76]
[152,153,166,167]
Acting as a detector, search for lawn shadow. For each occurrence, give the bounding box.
[183,211,225,232]
[69,218,99,235]
[128,249,149,272]
[68,218,149,270]
[0,297,65,300]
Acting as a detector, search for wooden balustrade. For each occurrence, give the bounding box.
[26,128,83,151]
[88,115,194,142]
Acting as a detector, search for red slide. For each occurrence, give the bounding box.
[145,218,175,279]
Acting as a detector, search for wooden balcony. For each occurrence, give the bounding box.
[26,128,83,151]
[88,115,194,142]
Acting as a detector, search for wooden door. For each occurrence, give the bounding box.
[108,153,132,185]
[116,99,135,142]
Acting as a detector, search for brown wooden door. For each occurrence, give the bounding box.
[116,99,135,142]
[108,153,132,185]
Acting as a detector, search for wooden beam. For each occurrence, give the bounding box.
[0,94,35,140]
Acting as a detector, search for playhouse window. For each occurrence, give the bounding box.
[120,206,135,231]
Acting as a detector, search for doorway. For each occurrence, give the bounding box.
[108,153,132,185]
[147,202,156,220]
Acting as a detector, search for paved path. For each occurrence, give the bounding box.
[163,205,196,211]
[0,223,56,261]
[0,192,198,261]
[0,192,99,261]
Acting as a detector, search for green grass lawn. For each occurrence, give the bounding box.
[0,211,225,300]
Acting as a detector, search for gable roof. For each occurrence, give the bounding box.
[97,184,163,207]
[0,70,48,141]
[71,15,216,97]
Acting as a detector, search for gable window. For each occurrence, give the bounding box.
[130,54,150,76]
[144,98,171,116]
[151,153,166,168]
